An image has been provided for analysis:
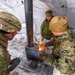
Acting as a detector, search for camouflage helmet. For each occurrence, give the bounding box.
[0,12,21,33]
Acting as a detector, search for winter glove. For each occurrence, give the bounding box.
[7,58,20,72]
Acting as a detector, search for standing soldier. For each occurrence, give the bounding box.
[40,10,54,42]
[0,12,21,75]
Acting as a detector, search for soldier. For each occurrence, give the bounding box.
[44,16,75,75]
[0,12,21,75]
[40,9,54,42]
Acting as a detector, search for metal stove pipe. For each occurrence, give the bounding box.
[24,0,44,63]
[24,0,33,47]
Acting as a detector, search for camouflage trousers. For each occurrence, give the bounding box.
[53,68,75,75]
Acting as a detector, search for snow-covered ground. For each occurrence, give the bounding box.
[7,33,41,75]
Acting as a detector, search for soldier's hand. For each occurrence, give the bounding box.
[41,37,44,41]
[50,37,54,41]
[40,53,48,61]
[12,71,19,75]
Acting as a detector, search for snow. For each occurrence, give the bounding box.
[7,33,38,75]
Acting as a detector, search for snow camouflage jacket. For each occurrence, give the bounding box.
[46,28,75,75]
[0,32,10,75]
[40,18,53,40]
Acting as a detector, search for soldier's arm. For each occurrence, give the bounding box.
[55,40,75,74]
[0,46,8,74]
[45,38,55,46]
